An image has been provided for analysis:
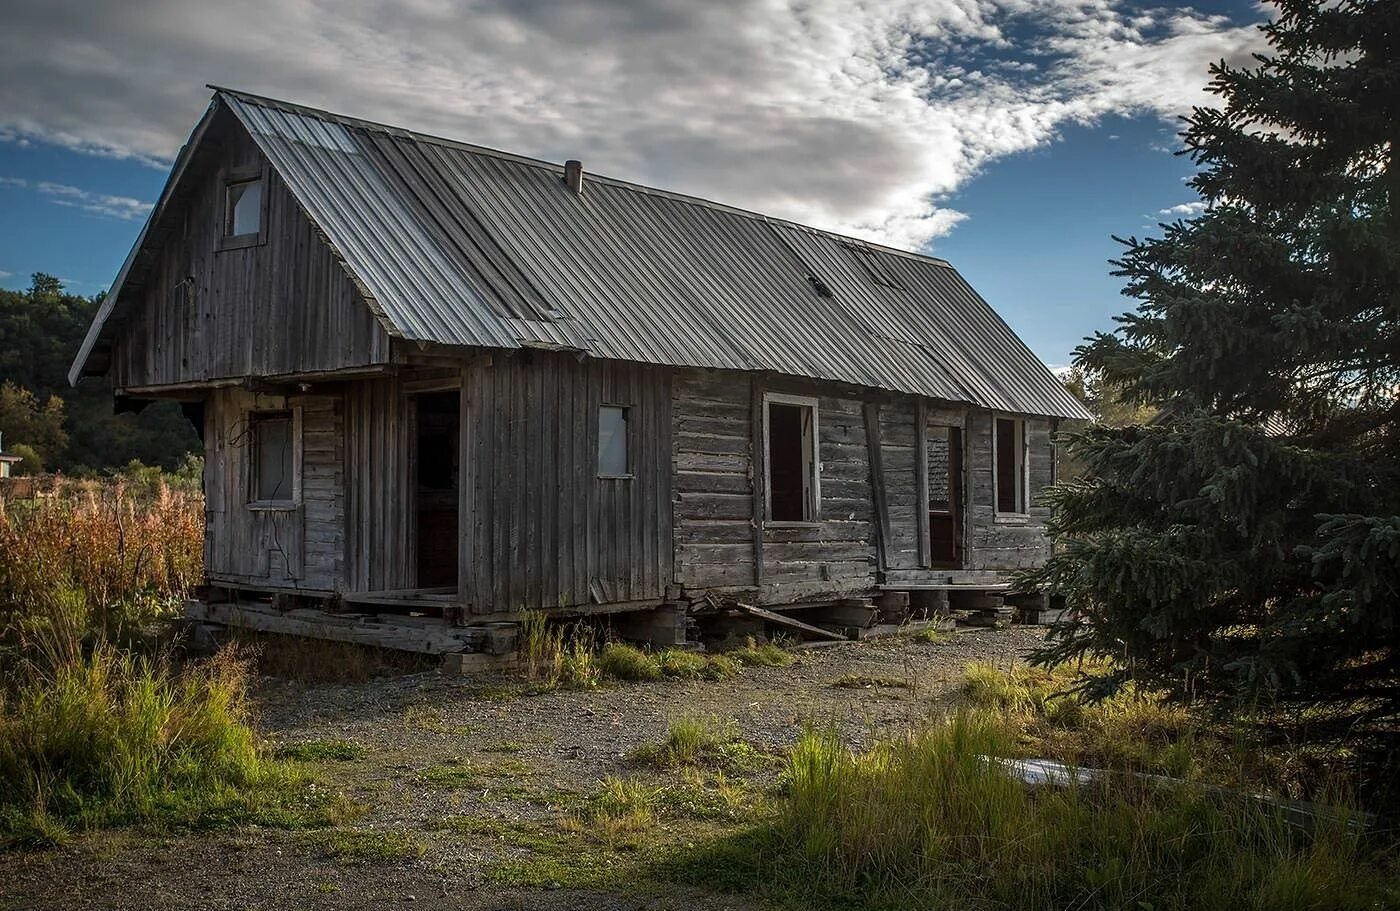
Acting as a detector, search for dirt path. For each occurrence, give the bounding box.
[0,628,1044,911]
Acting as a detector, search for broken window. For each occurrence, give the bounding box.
[250,411,294,504]
[765,395,819,522]
[225,177,262,237]
[598,405,630,477]
[994,417,1025,514]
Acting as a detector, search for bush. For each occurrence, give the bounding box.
[0,643,343,847]
[779,714,1388,910]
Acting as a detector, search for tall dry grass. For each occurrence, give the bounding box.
[0,475,203,646]
[780,713,1387,910]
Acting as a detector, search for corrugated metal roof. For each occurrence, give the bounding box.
[77,87,1090,420]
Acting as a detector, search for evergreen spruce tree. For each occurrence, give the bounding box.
[1030,0,1399,774]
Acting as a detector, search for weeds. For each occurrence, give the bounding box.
[724,636,795,668]
[519,612,602,690]
[563,776,657,849]
[831,673,910,690]
[0,477,201,644]
[631,716,767,773]
[776,713,1389,910]
[0,642,347,847]
[598,642,662,681]
[912,626,951,644]
[307,828,425,862]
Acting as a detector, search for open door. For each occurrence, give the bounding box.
[413,391,460,588]
[927,425,963,568]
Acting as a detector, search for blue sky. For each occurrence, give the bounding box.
[0,0,1265,367]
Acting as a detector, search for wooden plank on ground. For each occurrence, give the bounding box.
[731,601,846,642]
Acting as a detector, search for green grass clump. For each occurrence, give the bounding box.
[724,637,795,668]
[518,612,602,690]
[775,714,1390,910]
[656,649,737,681]
[274,739,368,763]
[913,626,951,644]
[631,716,767,773]
[563,776,657,848]
[958,662,1230,784]
[308,827,425,861]
[598,642,662,681]
[0,643,347,847]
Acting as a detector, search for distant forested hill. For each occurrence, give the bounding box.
[0,273,199,474]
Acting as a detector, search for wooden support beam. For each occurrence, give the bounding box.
[187,600,475,654]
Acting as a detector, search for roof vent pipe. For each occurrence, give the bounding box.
[563,159,584,195]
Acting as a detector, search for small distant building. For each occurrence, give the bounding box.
[0,432,21,478]
[70,88,1089,654]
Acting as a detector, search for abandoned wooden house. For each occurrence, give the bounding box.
[69,88,1090,658]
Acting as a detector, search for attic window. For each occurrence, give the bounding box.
[225,177,262,237]
[843,243,904,290]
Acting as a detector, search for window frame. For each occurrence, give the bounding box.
[992,414,1028,521]
[597,403,632,479]
[217,165,268,252]
[246,407,302,511]
[762,392,821,525]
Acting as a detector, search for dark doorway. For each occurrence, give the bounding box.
[928,425,963,568]
[414,391,460,588]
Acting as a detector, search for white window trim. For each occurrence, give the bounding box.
[992,414,1028,521]
[762,392,821,525]
[597,402,633,479]
[247,405,302,511]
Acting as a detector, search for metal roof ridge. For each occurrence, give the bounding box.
[206,86,957,271]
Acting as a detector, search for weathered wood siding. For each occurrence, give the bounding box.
[964,410,1054,570]
[463,353,672,612]
[203,387,343,592]
[671,371,877,605]
[878,398,921,571]
[344,376,414,592]
[110,110,389,389]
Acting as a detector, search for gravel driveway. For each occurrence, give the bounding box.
[0,627,1044,911]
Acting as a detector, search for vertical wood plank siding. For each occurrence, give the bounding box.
[110,110,389,389]
[464,353,673,613]
[344,376,414,592]
[203,387,343,591]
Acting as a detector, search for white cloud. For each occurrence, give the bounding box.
[0,0,1265,250]
[1158,200,1207,217]
[0,269,12,279]
[0,176,153,220]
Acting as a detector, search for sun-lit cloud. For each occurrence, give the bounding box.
[1158,201,1207,217]
[0,176,153,221]
[0,0,1265,250]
